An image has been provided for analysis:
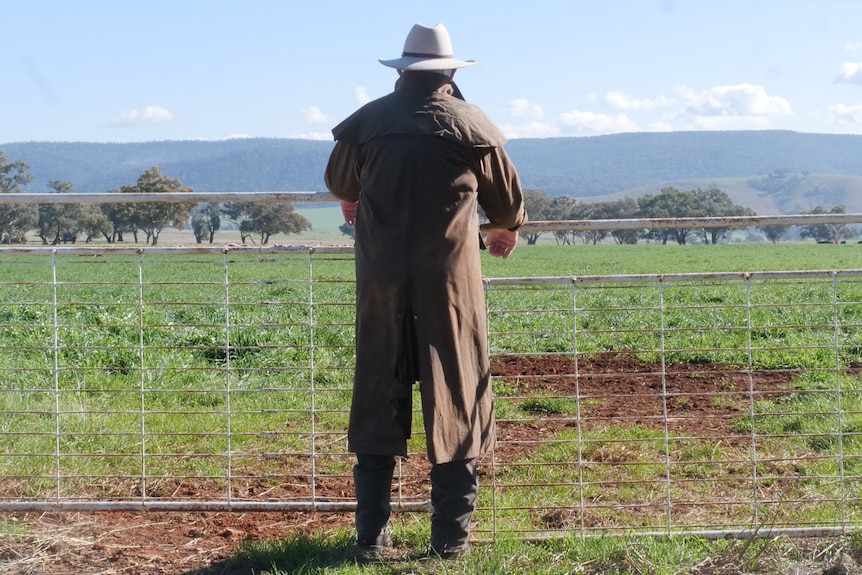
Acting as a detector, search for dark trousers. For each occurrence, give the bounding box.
[354,453,478,552]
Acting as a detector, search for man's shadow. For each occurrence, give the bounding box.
[181,532,432,574]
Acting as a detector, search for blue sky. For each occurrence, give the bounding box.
[6,0,862,143]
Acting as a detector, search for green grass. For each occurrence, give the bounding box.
[481,241,862,277]
[223,528,853,574]
[1,242,862,571]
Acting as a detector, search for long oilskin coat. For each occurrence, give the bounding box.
[325,72,526,464]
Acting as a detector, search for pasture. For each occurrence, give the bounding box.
[1,241,862,574]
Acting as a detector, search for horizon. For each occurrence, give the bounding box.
[6,127,862,148]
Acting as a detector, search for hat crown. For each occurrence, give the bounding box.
[402,23,453,58]
[379,22,474,70]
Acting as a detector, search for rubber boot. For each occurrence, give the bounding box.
[353,454,395,548]
[429,458,478,558]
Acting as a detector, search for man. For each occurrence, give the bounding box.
[324,22,526,558]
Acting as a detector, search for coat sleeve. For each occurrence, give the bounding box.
[474,146,527,231]
[324,141,362,203]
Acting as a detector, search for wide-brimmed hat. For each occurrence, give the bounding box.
[379,23,475,71]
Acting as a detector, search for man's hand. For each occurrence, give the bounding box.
[486,229,518,259]
[341,200,358,226]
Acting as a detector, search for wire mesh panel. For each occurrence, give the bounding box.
[480,271,862,539]
[0,247,373,510]
[2,247,862,541]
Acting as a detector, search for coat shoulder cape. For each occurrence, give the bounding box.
[331,77,507,148]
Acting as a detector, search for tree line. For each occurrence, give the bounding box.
[520,188,856,245]
[3,150,854,246]
[0,151,310,246]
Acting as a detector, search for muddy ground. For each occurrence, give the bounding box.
[1,353,833,574]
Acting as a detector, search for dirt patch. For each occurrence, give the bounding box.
[0,353,799,574]
[493,351,796,437]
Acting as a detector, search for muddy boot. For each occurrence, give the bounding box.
[353,454,395,549]
[429,458,478,559]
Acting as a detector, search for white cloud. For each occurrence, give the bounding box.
[605,91,673,112]
[828,102,862,125]
[109,105,173,127]
[645,121,674,132]
[845,41,862,52]
[503,83,793,137]
[500,121,559,139]
[835,62,862,85]
[506,98,544,120]
[677,84,792,117]
[353,86,371,105]
[557,110,638,135]
[301,106,331,124]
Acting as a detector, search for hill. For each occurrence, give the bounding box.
[3,131,862,214]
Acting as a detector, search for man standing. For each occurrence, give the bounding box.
[325,22,526,558]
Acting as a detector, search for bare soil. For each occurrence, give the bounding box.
[0,353,822,574]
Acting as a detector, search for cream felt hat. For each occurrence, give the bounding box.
[379,23,475,71]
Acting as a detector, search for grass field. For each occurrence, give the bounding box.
[1,241,862,574]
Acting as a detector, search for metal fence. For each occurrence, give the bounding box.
[1,194,862,540]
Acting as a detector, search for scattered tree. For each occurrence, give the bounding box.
[77,205,113,243]
[339,223,356,239]
[0,150,34,194]
[522,189,553,245]
[637,187,755,245]
[123,166,196,246]
[100,197,137,243]
[547,196,578,245]
[222,202,311,244]
[638,188,690,245]
[799,205,855,243]
[692,187,755,244]
[757,225,790,244]
[0,151,37,243]
[36,180,92,244]
[596,198,642,245]
[191,203,222,244]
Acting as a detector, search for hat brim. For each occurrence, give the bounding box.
[378,56,476,71]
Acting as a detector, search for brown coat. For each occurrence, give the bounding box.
[325,72,526,464]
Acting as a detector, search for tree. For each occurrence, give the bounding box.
[547,196,577,245]
[36,180,91,244]
[100,196,137,243]
[799,205,854,243]
[77,205,113,243]
[0,150,34,194]
[757,225,790,244]
[222,202,311,244]
[522,189,553,245]
[573,202,609,245]
[0,150,37,243]
[637,188,693,245]
[124,166,196,246]
[191,203,222,244]
[594,198,642,245]
[692,187,756,244]
[637,187,752,245]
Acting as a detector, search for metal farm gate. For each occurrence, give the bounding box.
[1,192,861,541]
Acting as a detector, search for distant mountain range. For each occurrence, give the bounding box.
[3,130,862,214]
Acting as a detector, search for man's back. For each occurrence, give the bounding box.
[323,22,526,557]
